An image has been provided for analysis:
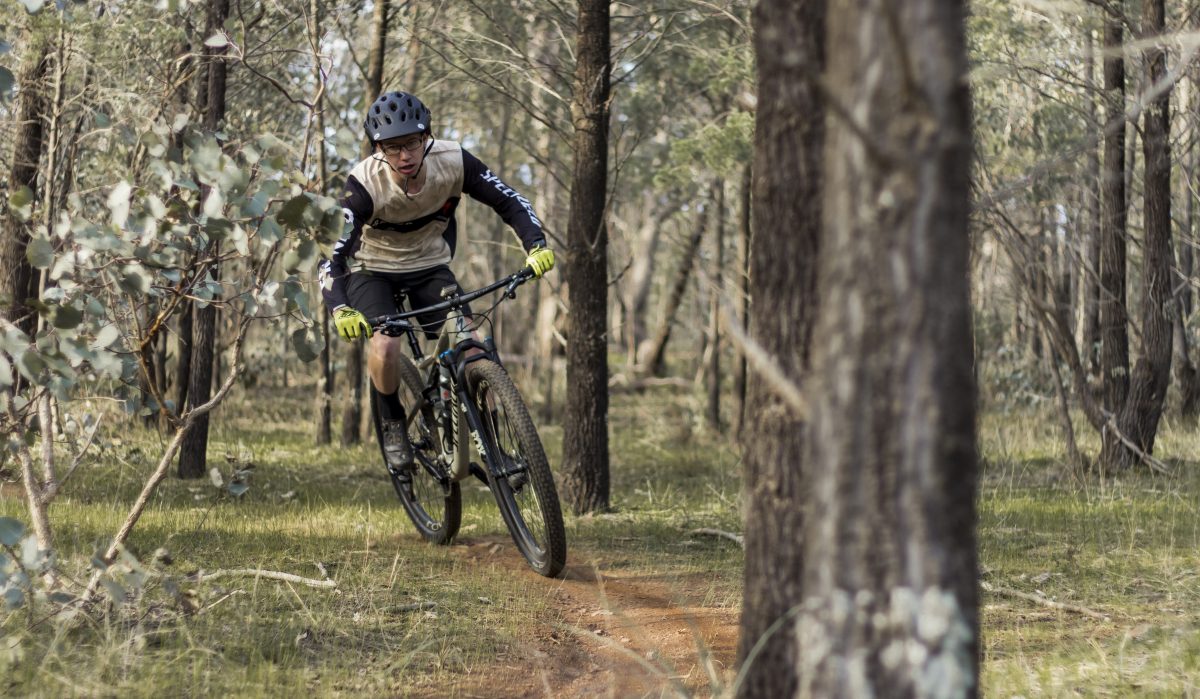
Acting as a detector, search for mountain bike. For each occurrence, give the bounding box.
[367,267,567,578]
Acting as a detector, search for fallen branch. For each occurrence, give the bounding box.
[688,528,744,548]
[391,601,437,612]
[193,568,336,589]
[1102,415,1174,475]
[609,375,691,392]
[981,581,1110,621]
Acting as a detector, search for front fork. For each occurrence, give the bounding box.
[441,337,499,482]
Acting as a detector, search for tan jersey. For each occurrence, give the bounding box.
[348,139,464,273]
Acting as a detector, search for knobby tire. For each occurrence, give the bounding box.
[373,354,461,545]
[466,360,567,577]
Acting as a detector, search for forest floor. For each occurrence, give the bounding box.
[6,374,1200,696]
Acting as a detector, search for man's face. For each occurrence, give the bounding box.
[377,134,427,177]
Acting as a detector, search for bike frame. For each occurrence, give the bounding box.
[370,269,534,482]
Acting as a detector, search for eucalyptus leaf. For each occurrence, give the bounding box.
[20,536,40,570]
[52,304,83,330]
[119,264,151,295]
[27,235,54,269]
[0,67,13,101]
[3,588,23,610]
[108,181,133,227]
[92,324,121,350]
[204,33,229,48]
[291,326,321,363]
[276,195,310,228]
[0,518,24,547]
[9,186,33,221]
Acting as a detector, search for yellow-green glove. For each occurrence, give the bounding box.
[525,246,555,278]
[334,307,372,341]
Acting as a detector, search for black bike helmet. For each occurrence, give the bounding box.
[364,91,432,143]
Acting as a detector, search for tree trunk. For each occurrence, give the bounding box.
[625,192,680,361]
[343,0,390,446]
[1108,0,1173,468]
[733,164,751,440]
[560,0,611,515]
[0,33,50,336]
[1082,26,1102,376]
[644,204,708,376]
[311,0,334,445]
[1098,5,1130,466]
[1173,303,1200,416]
[705,180,725,431]
[178,0,230,479]
[733,1,822,696]
[799,0,978,694]
[173,300,193,422]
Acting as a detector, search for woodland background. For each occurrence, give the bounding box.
[0,0,1197,696]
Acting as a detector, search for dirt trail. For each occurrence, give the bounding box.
[448,537,740,698]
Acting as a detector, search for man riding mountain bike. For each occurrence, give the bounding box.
[318,91,555,473]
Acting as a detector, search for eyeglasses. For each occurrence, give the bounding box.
[378,138,425,156]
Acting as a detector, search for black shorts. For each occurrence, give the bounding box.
[345,265,472,338]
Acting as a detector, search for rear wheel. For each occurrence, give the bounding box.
[372,355,461,544]
[466,360,566,577]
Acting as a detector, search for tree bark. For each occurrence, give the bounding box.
[733,164,751,440]
[733,0,822,696]
[178,0,230,479]
[1108,0,1173,468]
[310,0,334,445]
[706,180,725,431]
[1098,5,1130,464]
[799,0,978,694]
[1082,26,1102,376]
[561,0,611,515]
[0,32,50,336]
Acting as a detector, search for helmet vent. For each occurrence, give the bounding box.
[384,115,392,125]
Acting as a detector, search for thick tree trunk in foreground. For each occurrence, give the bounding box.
[733,1,822,697]
[561,0,611,514]
[178,0,230,479]
[798,0,978,695]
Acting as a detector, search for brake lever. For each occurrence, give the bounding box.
[504,272,526,299]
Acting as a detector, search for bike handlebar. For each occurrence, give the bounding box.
[368,267,537,329]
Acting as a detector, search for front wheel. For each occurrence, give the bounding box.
[372,354,461,545]
[466,360,567,577]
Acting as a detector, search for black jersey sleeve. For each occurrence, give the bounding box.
[319,175,373,312]
[461,149,546,252]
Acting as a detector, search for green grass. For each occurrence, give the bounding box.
[9,377,1200,696]
[979,409,1200,697]
[0,381,744,697]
